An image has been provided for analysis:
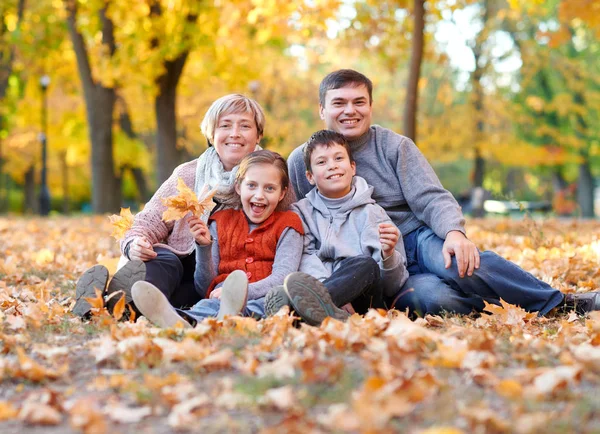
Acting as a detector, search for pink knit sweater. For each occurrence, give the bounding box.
[120,159,199,257]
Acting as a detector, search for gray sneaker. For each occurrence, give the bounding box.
[105,260,146,314]
[264,285,290,317]
[564,292,600,314]
[283,272,349,326]
[131,281,192,328]
[72,265,109,317]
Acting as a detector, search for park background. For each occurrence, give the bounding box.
[0,0,598,218]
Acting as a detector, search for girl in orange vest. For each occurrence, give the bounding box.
[131,150,304,327]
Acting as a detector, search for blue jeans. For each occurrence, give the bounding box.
[177,297,266,325]
[390,226,564,316]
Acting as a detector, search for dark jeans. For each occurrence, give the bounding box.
[325,255,385,314]
[390,226,565,316]
[145,247,203,309]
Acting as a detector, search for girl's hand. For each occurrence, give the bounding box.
[209,287,222,300]
[129,236,158,261]
[379,222,400,260]
[189,216,212,245]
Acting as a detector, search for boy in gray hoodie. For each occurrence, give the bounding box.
[265,130,409,325]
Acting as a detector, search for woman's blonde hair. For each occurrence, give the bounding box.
[200,94,266,145]
[232,150,296,211]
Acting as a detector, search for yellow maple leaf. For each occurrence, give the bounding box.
[108,208,134,241]
[161,178,217,222]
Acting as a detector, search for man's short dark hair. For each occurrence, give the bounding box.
[319,69,373,106]
[304,130,355,173]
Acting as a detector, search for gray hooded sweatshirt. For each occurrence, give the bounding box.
[292,176,409,297]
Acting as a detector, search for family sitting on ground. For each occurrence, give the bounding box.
[72,69,600,328]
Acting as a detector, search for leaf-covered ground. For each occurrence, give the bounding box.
[1,216,600,433]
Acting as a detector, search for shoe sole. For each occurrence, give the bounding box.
[72,265,109,317]
[283,272,349,326]
[264,286,290,317]
[131,281,191,329]
[105,260,146,312]
[217,270,249,320]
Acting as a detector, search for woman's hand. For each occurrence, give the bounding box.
[209,287,222,300]
[189,216,212,245]
[379,222,400,260]
[129,236,158,261]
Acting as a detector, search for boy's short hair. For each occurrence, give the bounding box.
[304,130,355,172]
[200,94,265,146]
[319,69,373,106]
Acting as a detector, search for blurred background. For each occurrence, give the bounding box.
[0,0,598,218]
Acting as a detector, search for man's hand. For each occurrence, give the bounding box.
[442,230,480,277]
[129,236,158,261]
[379,222,400,260]
[189,216,212,245]
[210,287,222,300]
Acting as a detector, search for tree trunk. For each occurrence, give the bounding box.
[0,0,26,214]
[155,53,188,184]
[117,95,150,202]
[577,155,594,218]
[65,1,120,213]
[469,0,489,218]
[403,0,425,141]
[61,151,70,214]
[23,165,36,214]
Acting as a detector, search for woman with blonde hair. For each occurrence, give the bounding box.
[73,94,270,317]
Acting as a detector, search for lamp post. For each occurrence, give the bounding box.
[39,75,51,216]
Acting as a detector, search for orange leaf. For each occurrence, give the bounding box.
[108,208,134,241]
[0,401,18,421]
[161,179,217,222]
[112,294,126,321]
[84,288,105,311]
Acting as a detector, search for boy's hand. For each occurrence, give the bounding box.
[189,216,212,245]
[129,236,157,261]
[442,230,480,277]
[341,303,356,314]
[209,287,222,300]
[379,222,399,260]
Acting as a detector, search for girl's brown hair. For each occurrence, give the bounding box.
[233,150,296,211]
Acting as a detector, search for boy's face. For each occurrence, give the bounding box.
[306,143,356,199]
[319,84,372,140]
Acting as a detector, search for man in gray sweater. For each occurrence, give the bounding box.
[287,69,600,316]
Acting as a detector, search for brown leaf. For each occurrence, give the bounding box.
[108,208,134,241]
[162,179,217,222]
[18,402,62,425]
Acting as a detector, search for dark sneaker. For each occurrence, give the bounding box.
[72,265,109,317]
[264,285,290,317]
[564,292,600,314]
[283,272,349,326]
[131,281,192,328]
[217,270,249,320]
[105,260,146,314]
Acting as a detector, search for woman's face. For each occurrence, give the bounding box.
[213,111,261,171]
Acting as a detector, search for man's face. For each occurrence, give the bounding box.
[319,84,372,140]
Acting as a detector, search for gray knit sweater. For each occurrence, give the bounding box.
[288,125,466,240]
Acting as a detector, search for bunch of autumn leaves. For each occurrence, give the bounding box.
[92,179,217,319]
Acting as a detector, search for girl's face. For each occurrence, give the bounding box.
[235,164,286,224]
[213,111,261,171]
